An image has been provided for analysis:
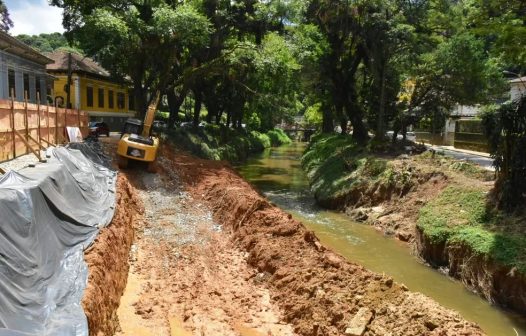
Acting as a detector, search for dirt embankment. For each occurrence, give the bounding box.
[346,167,449,242]
[416,228,526,315]
[317,151,526,315]
[163,147,484,336]
[82,175,143,336]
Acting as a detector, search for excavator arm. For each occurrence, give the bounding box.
[142,91,161,138]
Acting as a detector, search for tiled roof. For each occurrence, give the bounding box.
[0,30,53,65]
[45,51,110,77]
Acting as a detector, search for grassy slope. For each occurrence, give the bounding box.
[418,186,526,273]
[301,134,412,205]
[303,133,526,274]
[164,125,291,162]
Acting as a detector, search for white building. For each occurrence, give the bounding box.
[510,76,526,101]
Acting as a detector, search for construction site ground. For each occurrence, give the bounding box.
[95,136,483,336]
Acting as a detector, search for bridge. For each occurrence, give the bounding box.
[281,127,316,141]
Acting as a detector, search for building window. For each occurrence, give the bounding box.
[36,77,41,101]
[117,92,125,109]
[23,74,30,100]
[46,81,53,104]
[129,93,135,111]
[8,69,15,98]
[108,90,114,109]
[98,88,104,108]
[87,86,93,107]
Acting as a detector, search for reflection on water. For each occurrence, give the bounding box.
[236,142,526,336]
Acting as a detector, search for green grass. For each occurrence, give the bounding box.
[267,129,292,146]
[418,186,526,273]
[301,134,408,204]
[164,125,289,162]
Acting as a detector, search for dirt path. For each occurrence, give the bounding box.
[115,156,295,336]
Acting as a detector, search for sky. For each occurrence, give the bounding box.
[5,0,64,36]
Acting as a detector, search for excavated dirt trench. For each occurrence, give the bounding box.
[82,175,143,336]
[83,142,485,335]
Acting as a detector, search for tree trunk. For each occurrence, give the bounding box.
[226,110,231,128]
[133,83,147,119]
[167,87,188,129]
[322,104,333,133]
[376,65,387,138]
[344,92,368,145]
[192,90,203,127]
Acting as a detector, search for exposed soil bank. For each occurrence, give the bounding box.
[165,146,484,335]
[416,227,526,315]
[302,135,526,316]
[82,175,143,336]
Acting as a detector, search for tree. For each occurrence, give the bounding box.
[306,0,372,143]
[52,0,211,116]
[16,33,83,54]
[467,0,526,68]
[398,33,504,138]
[482,95,526,212]
[0,0,12,32]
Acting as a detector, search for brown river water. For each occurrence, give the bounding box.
[236,142,526,336]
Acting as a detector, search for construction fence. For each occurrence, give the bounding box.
[0,97,89,163]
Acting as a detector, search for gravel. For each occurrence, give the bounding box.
[138,159,219,247]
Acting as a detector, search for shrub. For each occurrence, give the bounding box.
[267,129,292,146]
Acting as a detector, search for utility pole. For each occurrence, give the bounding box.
[66,52,72,109]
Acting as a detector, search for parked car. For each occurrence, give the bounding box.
[386,130,416,142]
[152,120,167,129]
[89,121,110,137]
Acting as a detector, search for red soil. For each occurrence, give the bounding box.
[164,146,484,336]
[82,175,143,336]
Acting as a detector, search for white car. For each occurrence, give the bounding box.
[153,120,167,129]
[386,131,416,142]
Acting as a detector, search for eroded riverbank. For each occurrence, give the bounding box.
[236,143,526,335]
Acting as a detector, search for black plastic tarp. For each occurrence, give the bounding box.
[0,144,117,336]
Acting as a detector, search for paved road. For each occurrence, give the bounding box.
[427,145,495,171]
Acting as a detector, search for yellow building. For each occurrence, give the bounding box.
[46,51,135,130]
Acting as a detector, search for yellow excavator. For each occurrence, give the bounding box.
[117,92,160,171]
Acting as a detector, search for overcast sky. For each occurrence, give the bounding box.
[6,0,64,36]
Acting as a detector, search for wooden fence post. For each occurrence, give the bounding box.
[10,89,15,159]
[64,106,67,143]
[24,91,28,140]
[46,103,50,145]
[54,105,58,145]
[37,92,41,146]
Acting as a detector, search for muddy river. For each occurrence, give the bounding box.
[236,142,526,336]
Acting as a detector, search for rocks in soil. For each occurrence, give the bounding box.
[344,307,373,335]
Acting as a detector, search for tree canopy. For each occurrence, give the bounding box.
[48,0,516,136]
[0,0,12,32]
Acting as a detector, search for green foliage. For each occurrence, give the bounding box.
[266,129,291,146]
[418,186,526,273]
[481,96,526,212]
[0,0,12,32]
[165,126,287,162]
[467,0,526,66]
[304,103,323,128]
[301,134,397,203]
[16,33,82,54]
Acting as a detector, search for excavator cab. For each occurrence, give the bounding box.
[116,93,160,172]
[121,118,144,136]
